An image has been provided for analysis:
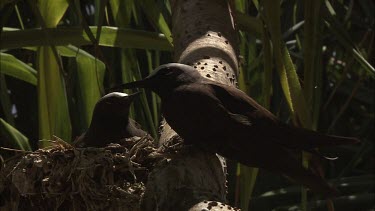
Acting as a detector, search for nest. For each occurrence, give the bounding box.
[0,135,163,211]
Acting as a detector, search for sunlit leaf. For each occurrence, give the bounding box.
[36,0,69,27]
[37,47,71,142]
[0,53,37,85]
[0,118,31,151]
[137,0,173,45]
[109,0,134,27]
[1,27,172,51]
[262,0,311,127]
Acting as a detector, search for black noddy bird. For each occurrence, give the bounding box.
[112,63,360,197]
[75,92,147,147]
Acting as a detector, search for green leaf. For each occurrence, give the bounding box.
[138,0,173,45]
[262,0,311,127]
[303,0,323,129]
[36,0,69,27]
[261,22,273,109]
[238,164,259,211]
[1,27,172,51]
[71,46,105,129]
[0,118,31,151]
[37,46,71,142]
[109,0,134,27]
[0,53,37,85]
[236,12,263,38]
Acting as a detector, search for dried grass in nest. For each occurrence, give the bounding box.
[0,135,163,211]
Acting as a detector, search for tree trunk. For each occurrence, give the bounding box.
[141,0,240,210]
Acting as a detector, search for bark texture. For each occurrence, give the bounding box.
[141,0,240,210]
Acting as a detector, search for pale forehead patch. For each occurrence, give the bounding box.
[103,92,129,98]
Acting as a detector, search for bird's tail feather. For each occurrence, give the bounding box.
[275,126,360,150]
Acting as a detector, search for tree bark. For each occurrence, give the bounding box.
[141,0,240,210]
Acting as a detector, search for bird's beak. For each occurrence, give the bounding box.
[125,91,141,102]
[107,78,151,92]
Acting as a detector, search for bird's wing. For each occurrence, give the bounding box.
[206,81,279,126]
[206,81,359,149]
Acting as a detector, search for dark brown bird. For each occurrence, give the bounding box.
[112,63,360,197]
[75,92,147,147]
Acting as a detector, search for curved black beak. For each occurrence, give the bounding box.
[107,78,150,93]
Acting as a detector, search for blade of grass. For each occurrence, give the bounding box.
[303,0,323,129]
[94,0,108,42]
[109,0,134,26]
[137,0,173,45]
[235,12,263,39]
[36,47,72,143]
[1,27,172,51]
[262,0,311,127]
[14,4,24,29]
[261,21,273,109]
[0,118,31,150]
[146,50,160,129]
[30,0,72,143]
[0,52,37,85]
[0,0,16,33]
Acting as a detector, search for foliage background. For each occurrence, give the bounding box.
[0,0,373,210]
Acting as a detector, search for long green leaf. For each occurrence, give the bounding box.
[1,27,172,51]
[262,0,311,127]
[0,118,31,151]
[0,53,37,85]
[36,0,69,27]
[34,0,71,143]
[109,0,134,27]
[236,12,263,38]
[303,0,323,129]
[261,22,273,109]
[138,0,173,45]
[37,47,71,142]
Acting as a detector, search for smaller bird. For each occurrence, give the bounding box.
[75,92,147,147]
[111,63,360,197]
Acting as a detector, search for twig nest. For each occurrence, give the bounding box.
[0,135,163,210]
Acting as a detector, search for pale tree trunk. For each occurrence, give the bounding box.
[141,0,240,210]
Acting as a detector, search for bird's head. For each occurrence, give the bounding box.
[93,92,140,119]
[111,63,202,98]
